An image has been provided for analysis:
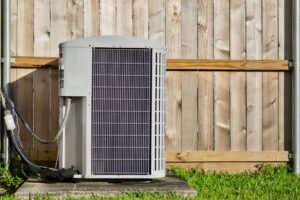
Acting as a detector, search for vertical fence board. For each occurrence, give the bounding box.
[198,0,214,59]
[11,0,18,56]
[214,0,229,58]
[213,0,230,151]
[262,0,279,151]
[214,72,230,151]
[279,72,292,151]
[67,0,84,40]
[181,72,198,151]
[166,72,182,151]
[84,0,100,37]
[16,69,34,152]
[246,72,263,151]
[100,0,116,35]
[17,0,34,56]
[149,0,166,44]
[33,68,51,159]
[198,72,214,150]
[116,0,133,36]
[133,0,149,38]
[50,0,67,56]
[246,0,262,59]
[34,0,51,56]
[166,0,181,58]
[230,0,246,151]
[278,0,284,59]
[50,68,59,156]
[181,0,197,58]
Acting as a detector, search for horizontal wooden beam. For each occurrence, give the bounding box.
[11,56,59,67]
[11,56,290,71]
[167,59,290,71]
[166,151,289,162]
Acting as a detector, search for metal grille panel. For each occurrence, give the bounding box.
[91,48,152,175]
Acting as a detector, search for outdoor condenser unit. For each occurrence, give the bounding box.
[58,36,166,179]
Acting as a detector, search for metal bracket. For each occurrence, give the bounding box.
[289,153,294,159]
[289,60,294,68]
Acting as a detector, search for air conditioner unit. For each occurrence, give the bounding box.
[58,36,166,179]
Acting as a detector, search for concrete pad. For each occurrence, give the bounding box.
[15,176,197,199]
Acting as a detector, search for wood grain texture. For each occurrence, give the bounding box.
[246,0,262,60]
[11,0,18,56]
[116,0,133,36]
[84,0,100,37]
[166,151,289,162]
[33,68,51,155]
[247,72,263,151]
[262,72,279,150]
[16,69,34,151]
[181,0,197,58]
[100,0,116,35]
[262,0,278,59]
[214,0,230,58]
[34,0,51,56]
[181,72,198,151]
[133,0,148,38]
[167,162,287,173]
[167,59,289,71]
[198,72,214,150]
[17,0,34,56]
[279,72,292,151]
[230,0,246,59]
[149,0,165,44]
[198,0,214,59]
[166,0,181,58]
[166,72,182,151]
[278,0,284,59]
[67,0,84,39]
[230,72,246,151]
[214,72,230,151]
[50,0,67,56]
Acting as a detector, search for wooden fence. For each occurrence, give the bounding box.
[9,57,291,172]
[3,0,291,61]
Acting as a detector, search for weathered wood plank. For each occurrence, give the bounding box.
[34,0,51,56]
[230,72,246,151]
[133,0,149,38]
[214,72,230,151]
[278,0,284,59]
[12,56,58,67]
[262,72,279,150]
[84,0,100,37]
[246,0,262,60]
[67,0,84,39]
[166,72,182,151]
[198,0,214,59]
[181,0,197,58]
[181,72,198,151]
[149,0,165,44]
[262,0,279,151]
[16,69,34,151]
[214,0,230,58]
[166,151,289,162]
[166,0,181,58]
[279,72,292,151]
[33,68,51,156]
[247,72,263,151]
[100,0,116,35]
[50,0,67,56]
[11,0,18,56]
[167,162,287,173]
[17,0,34,56]
[116,0,133,36]
[198,72,214,150]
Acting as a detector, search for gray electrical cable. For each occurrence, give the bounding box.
[0,90,72,144]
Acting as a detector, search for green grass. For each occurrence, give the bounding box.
[0,163,24,193]
[2,164,300,199]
